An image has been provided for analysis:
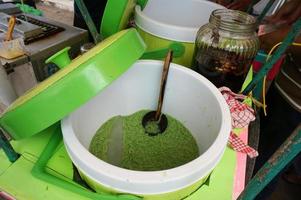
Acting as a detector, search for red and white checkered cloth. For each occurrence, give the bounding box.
[228,132,258,158]
[219,87,258,158]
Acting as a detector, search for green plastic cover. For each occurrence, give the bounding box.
[0,28,146,140]
[100,0,148,39]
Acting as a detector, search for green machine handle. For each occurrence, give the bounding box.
[45,47,72,69]
[32,124,142,200]
[74,0,103,44]
[246,0,276,25]
[246,0,275,23]
[256,0,276,24]
[242,18,301,95]
[141,42,185,60]
[0,129,19,162]
[247,0,259,14]
[238,125,301,200]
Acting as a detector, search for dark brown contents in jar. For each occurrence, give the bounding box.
[193,46,253,93]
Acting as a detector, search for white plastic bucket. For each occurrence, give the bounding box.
[135,0,225,67]
[62,60,231,200]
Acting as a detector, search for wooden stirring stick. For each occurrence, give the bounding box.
[154,50,173,121]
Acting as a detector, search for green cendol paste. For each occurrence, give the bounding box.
[89,110,199,171]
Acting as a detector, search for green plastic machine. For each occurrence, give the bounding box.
[0,28,241,200]
[0,1,245,199]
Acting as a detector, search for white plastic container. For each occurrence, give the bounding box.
[62,60,231,200]
[135,0,225,67]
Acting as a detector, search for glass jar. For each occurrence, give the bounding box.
[193,9,259,92]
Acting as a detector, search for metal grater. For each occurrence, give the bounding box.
[0,12,43,38]
[0,12,65,44]
[16,14,65,44]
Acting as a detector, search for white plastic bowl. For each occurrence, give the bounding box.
[62,60,231,198]
[135,0,225,42]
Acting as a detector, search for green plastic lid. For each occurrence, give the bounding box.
[101,0,148,39]
[0,28,146,140]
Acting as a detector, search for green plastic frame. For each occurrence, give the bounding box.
[242,18,301,95]
[31,124,141,200]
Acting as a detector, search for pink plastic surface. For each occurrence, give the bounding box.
[232,127,248,200]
